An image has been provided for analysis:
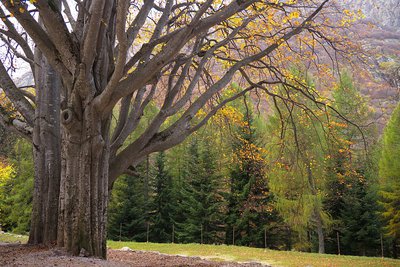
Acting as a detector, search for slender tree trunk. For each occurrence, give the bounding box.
[306,164,325,254]
[314,209,325,254]
[29,52,61,245]
[57,103,110,258]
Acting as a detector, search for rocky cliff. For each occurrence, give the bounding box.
[345,0,400,30]
[339,0,400,130]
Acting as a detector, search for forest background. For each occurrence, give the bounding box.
[0,0,399,259]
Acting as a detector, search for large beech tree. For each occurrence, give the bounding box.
[0,0,352,258]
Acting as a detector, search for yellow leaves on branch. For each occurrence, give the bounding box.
[340,9,364,27]
[282,11,300,24]
[328,120,348,129]
[212,105,245,127]
[0,161,15,188]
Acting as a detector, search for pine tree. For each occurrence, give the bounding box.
[150,151,174,243]
[175,136,225,244]
[340,177,381,256]
[107,167,147,241]
[226,97,283,248]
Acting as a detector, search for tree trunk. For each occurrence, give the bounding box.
[29,53,61,245]
[314,209,325,254]
[306,164,325,254]
[57,104,110,258]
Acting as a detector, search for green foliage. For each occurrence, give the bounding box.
[0,140,33,234]
[340,178,381,255]
[323,72,382,255]
[0,161,15,230]
[107,171,148,241]
[174,136,225,244]
[224,97,285,249]
[379,103,400,240]
[150,151,174,243]
[266,73,331,251]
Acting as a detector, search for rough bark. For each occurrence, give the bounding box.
[29,51,61,245]
[57,103,110,258]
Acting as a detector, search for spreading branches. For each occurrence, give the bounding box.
[1,0,73,84]
[108,0,340,182]
[0,6,34,70]
[0,0,360,186]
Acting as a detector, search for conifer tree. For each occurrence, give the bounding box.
[226,97,283,248]
[107,169,147,241]
[340,177,381,256]
[150,151,174,243]
[266,72,331,253]
[175,137,224,244]
[379,103,400,258]
[324,73,381,256]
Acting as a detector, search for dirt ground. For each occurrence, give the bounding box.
[0,243,269,267]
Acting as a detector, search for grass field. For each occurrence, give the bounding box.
[1,233,399,267]
[108,241,400,267]
[0,232,28,243]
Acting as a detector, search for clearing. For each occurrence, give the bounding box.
[1,233,400,266]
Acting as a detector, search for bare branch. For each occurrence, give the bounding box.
[0,61,35,125]
[1,0,73,84]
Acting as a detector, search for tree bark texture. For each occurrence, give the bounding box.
[29,52,61,245]
[57,103,110,258]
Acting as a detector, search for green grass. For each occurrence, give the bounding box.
[108,241,400,267]
[1,233,399,267]
[0,232,28,243]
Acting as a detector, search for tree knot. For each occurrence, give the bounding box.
[61,108,74,125]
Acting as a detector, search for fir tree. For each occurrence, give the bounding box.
[340,177,381,256]
[150,151,174,243]
[175,136,224,244]
[107,166,148,241]
[226,97,283,248]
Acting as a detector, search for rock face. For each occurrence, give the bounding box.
[345,0,400,30]
[341,0,400,131]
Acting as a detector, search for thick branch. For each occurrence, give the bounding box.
[108,0,330,182]
[1,0,73,84]
[96,0,260,116]
[0,61,35,125]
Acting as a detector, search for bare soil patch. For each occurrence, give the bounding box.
[0,243,268,267]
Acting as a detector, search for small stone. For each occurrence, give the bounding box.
[119,246,133,252]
